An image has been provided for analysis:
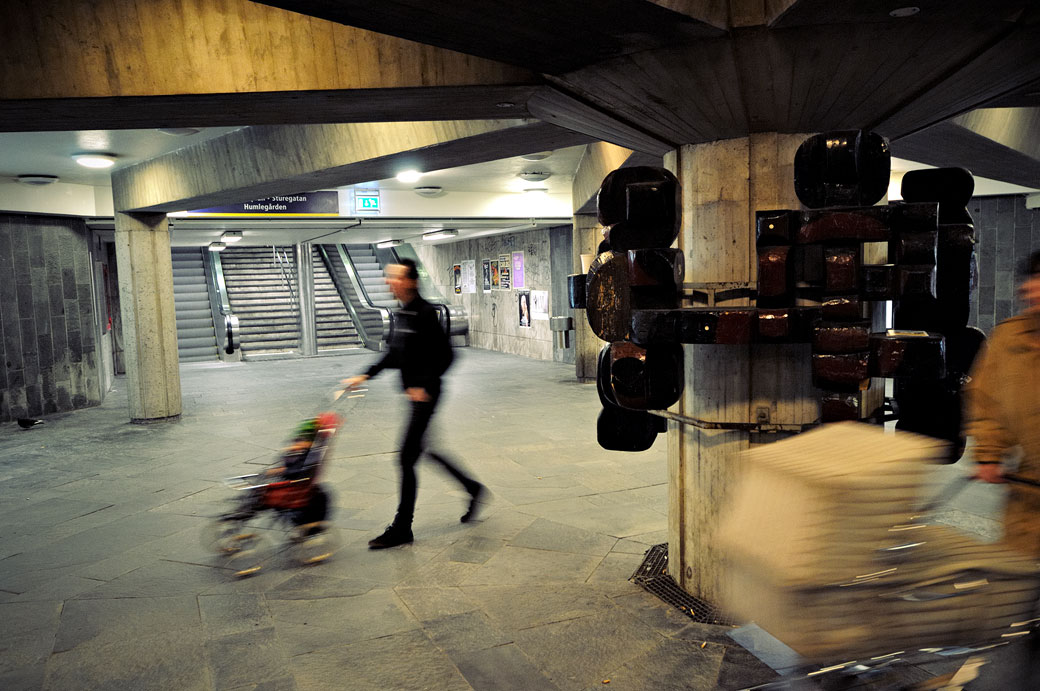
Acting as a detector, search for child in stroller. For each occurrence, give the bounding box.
[204,411,341,576]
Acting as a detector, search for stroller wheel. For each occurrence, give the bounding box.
[290,522,339,565]
[202,514,255,555]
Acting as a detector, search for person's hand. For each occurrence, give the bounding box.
[1019,274,1040,316]
[342,375,368,390]
[406,387,430,403]
[975,463,1006,483]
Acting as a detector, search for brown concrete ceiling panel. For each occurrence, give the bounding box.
[770,0,1030,27]
[551,17,1033,146]
[112,120,594,213]
[250,0,726,74]
[0,0,535,100]
[872,20,1040,138]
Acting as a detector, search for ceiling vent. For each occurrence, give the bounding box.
[518,171,552,182]
[17,175,59,185]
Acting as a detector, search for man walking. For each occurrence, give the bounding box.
[344,259,485,549]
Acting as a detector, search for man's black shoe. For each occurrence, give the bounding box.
[461,483,486,523]
[368,524,413,549]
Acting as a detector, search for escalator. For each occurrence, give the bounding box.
[171,247,218,362]
[319,243,468,351]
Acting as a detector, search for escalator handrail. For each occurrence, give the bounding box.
[324,244,392,347]
[204,248,239,354]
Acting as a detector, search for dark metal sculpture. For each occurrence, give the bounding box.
[572,134,981,459]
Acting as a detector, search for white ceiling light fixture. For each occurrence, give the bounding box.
[157,127,201,136]
[520,151,552,161]
[422,229,458,241]
[518,171,552,182]
[522,187,549,195]
[16,175,59,185]
[413,186,443,197]
[73,153,117,169]
[220,230,243,243]
[208,242,227,252]
[396,170,423,183]
[376,239,402,249]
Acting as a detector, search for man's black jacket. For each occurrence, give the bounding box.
[365,294,453,395]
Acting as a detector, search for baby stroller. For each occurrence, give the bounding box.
[203,389,359,576]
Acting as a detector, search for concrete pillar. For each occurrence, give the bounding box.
[297,242,316,356]
[113,211,181,421]
[665,133,816,603]
[572,213,603,381]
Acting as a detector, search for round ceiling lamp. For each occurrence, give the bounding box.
[157,127,201,136]
[520,151,553,161]
[396,170,423,183]
[413,186,444,197]
[16,175,60,185]
[518,171,552,182]
[73,153,117,169]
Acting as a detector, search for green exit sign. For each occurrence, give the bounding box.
[356,193,380,213]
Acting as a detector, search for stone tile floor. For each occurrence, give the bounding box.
[0,348,1029,690]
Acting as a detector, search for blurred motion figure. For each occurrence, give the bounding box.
[966,249,1040,557]
[343,259,484,549]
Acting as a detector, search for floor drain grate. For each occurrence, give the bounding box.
[630,544,737,626]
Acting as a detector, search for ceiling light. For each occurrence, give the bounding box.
[376,239,402,249]
[888,6,920,17]
[518,171,552,182]
[396,170,423,183]
[73,153,117,169]
[520,151,552,161]
[413,186,443,197]
[220,231,243,243]
[157,127,201,136]
[422,229,458,241]
[208,242,227,252]
[495,101,516,108]
[523,187,549,194]
[16,175,59,185]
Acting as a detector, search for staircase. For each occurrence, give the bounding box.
[312,247,361,351]
[171,247,218,362]
[221,246,300,356]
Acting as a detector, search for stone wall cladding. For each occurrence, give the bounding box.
[1,214,100,421]
[969,194,1040,334]
[414,227,566,361]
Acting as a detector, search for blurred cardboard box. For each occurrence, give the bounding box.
[719,422,1039,661]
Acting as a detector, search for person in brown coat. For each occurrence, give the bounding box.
[965,249,1040,558]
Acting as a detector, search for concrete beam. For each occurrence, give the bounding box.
[112,119,594,213]
[892,109,1040,189]
[572,142,664,215]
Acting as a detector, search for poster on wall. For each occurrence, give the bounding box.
[461,260,476,294]
[481,259,492,292]
[511,251,525,288]
[518,290,531,328]
[498,254,511,290]
[453,264,462,294]
[490,260,500,289]
[531,290,549,320]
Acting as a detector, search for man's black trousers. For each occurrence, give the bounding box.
[395,392,477,525]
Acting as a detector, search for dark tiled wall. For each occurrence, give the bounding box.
[969,195,1040,334]
[0,214,101,421]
